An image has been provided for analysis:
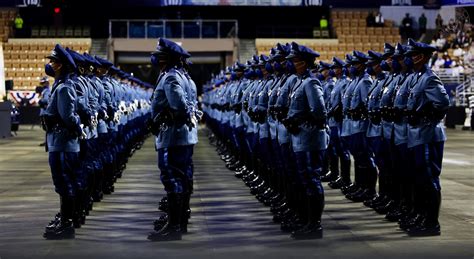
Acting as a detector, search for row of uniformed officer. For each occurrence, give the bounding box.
[41,44,153,239]
[147,38,201,241]
[204,38,449,237]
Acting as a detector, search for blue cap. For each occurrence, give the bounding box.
[392,43,408,58]
[152,38,183,57]
[109,66,120,74]
[332,57,346,68]
[345,54,354,64]
[233,61,246,72]
[66,48,86,65]
[318,61,332,72]
[225,66,233,74]
[258,54,270,66]
[179,46,191,58]
[405,38,438,56]
[286,42,320,61]
[95,56,113,68]
[350,50,368,64]
[366,50,383,65]
[45,44,77,70]
[251,55,260,66]
[83,53,101,67]
[382,43,396,59]
[272,43,288,60]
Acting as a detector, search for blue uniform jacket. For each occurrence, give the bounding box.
[406,66,449,148]
[350,72,373,135]
[366,72,388,138]
[39,86,51,116]
[44,75,82,153]
[392,72,415,146]
[152,68,192,149]
[287,72,329,152]
[275,73,299,145]
[328,76,349,129]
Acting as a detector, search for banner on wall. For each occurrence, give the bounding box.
[442,0,474,5]
[0,43,5,99]
[8,91,39,106]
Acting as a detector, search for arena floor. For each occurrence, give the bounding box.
[0,126,473,259]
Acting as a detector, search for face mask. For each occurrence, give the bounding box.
[230,72,237,81]
[342,67,348,76]
[264,62,274,74]
[317,73,325,81]
[349,66,358,77]
[285,60,296,74]
[403,56,414,70]
[255,68,263,78]
[328,69,336,77]
[391,59,402,73]
[273,61,283,73]
[45,63,56,77]
[366,66,376,76]
[150,55,159,66]
[380,60,391,71]
[245,69,256,79]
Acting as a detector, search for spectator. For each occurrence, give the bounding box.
[419,13,427,35]
[320,15,328,30]
[453,44,464,57]
[13,13,24,37]
[435,35,447,51]
[366,12,375,27]
[455,32,471,48]
[433,53,445,71]
[401,13,413,40]
[375,12,384,27]
[435,14,443,30]
[442,52,455,68]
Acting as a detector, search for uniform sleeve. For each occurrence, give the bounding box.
[57,85,81,133]
[305,79,326,120]
[360,78,373,105]
[164,75,187,112]
[425,75,450,112]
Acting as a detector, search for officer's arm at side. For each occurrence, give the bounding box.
[424,75,450,112]
[57,84,82,134]
[164,75,187,112]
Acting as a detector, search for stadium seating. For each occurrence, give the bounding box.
[255,9,402,63]
[0,9,16,42]
[3,39,91,90]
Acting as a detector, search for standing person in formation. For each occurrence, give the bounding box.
[38,76,51,147]
[41,44,86,239]
[148,38,195,241]
[282,42,328,239]
[404,39,449,236]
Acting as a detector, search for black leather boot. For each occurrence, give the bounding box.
[291,194,324,239]
[148,193,182,241]
[181,193,191,234]
[73,191,85,228]
[158,196,168,212]
[44,196,75,239]
[407,189,441,236]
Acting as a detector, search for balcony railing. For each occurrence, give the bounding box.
[109,19,238,39]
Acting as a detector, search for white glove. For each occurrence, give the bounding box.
[79,124,87,140]
[113,112,121,123]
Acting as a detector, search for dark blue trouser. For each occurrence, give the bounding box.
[410,142,444,192]
[49,152,84,197]
[158,145,193,194]
[294,151,324,196]
[350,132,377,190]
